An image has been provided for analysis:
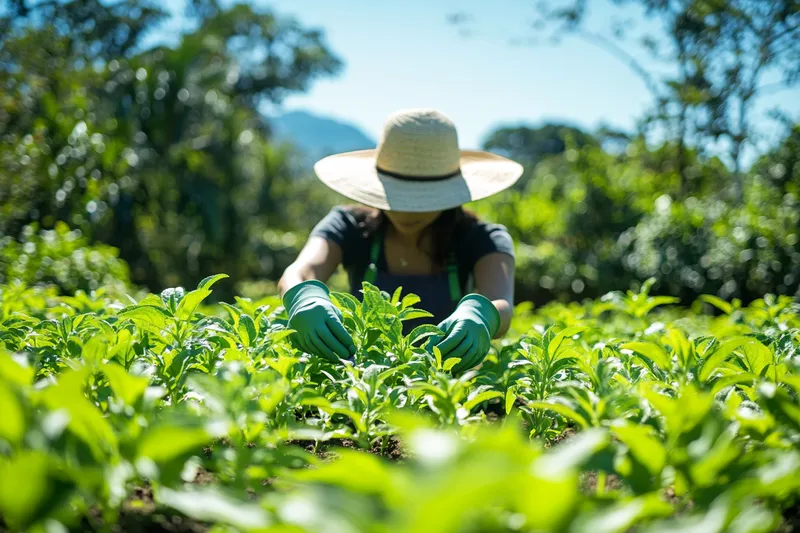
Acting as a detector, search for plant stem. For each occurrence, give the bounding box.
[597,471,606,496]
[381,434,389,456]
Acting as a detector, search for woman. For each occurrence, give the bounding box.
[278,108,523,372]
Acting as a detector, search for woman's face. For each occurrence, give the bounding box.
[384,210,442,237]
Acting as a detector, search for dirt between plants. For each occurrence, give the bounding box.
[286,434,409,462]
[74,483,210,533]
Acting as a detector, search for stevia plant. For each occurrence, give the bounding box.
[0,274,799,533]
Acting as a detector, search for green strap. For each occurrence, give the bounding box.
[447,254,460,302]
[364,237,380,284]
[363,234,461,302]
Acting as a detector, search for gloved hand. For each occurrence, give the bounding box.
[433,294,501,373]
[283,280,356,363]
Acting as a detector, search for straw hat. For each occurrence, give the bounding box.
[313,108,523,212]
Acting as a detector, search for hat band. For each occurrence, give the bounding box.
[376,165,461,181]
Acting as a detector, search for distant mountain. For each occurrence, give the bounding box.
[269,110,375,165]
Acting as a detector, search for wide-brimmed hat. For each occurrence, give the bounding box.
[313,108,523,212]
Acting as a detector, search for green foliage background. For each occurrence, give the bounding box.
[1,0,799,305]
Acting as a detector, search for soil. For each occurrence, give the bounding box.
[75,483,210,533]
[546,427,576,448]
[287,435,408,462]
[778,502,800,533]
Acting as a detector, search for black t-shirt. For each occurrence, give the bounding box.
[309,206,515,295]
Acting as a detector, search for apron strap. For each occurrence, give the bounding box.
[447,252,461,302]
[363,235,380,284]
[362,232,462,303]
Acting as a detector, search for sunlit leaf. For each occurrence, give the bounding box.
[158,487,270,531]
[137,425,211,464]
[620,342,671,371]
[699,336,754,382]
[102,363,150,406]
[528,399,590,429]
[0,451,71,531]
[0,383,25,446]
[463,390,503,412]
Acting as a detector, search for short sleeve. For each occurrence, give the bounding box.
[309,206,364,269]
[458,221,515,270]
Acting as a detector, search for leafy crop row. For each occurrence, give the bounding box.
[0,276,799,533]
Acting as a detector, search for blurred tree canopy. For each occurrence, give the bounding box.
[1,0,341,297]
[538,0,798,198]
[454,0,800,304]
[452,1,799,194]
[1,0,798,306]
[473,125,799,304]
[482,123,599,190]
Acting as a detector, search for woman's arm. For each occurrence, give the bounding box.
[278,236,343,299]
[473,252,515,338]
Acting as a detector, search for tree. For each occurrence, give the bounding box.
[482,123,597,166]
[1,1,342,296]
[480,123,598,191]
[450,1,800,198]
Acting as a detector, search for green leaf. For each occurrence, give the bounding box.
[637,296,680,317]
[176,288,213,321]
[548,326,587,360]
[265,328,294,345]
[620,341,671,371]
[391,286,403,306]
[699,295,734,315]
[741,341,772,376]
[39,369,118,461]
[689,427,739,487]
[443,358,461,372]
[291,449,394,496]
[536,428,610,475]
[0,353,34,386]
[781,375,800,395]
[102,363,150,406]
[258,380,289,414]
[118,304,171,330]
[137,425,211,464]
[611,422,666,476]
[406,324,443,346]
[0,383,25,446]
[710,373,758,396]
[197,274,229,291]
[399,308,434,321]
[0,451,70,531]
[238,314,258,347]
[411,381,449,401]
[505,388,517,415]
[158,488,270,531]
[220,302,241,329]
[665,328,693,368]
[364,327,383,349]
[572,494,673,533]
[528,399,590,429]
[331,291,360,314]
[328,406,368,433]
[400,293,421,309]
[463,390,503,411]
[160,287,186,313]
[699,337,754,382]
[82,334,111,367]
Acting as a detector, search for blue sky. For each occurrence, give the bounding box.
[154,0,799,158]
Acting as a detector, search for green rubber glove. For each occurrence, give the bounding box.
[434,294,501,373]
[283,280,356,363]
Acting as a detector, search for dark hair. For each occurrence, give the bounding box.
[350,205,478,271]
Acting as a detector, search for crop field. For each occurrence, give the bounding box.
[0,276,799,533]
